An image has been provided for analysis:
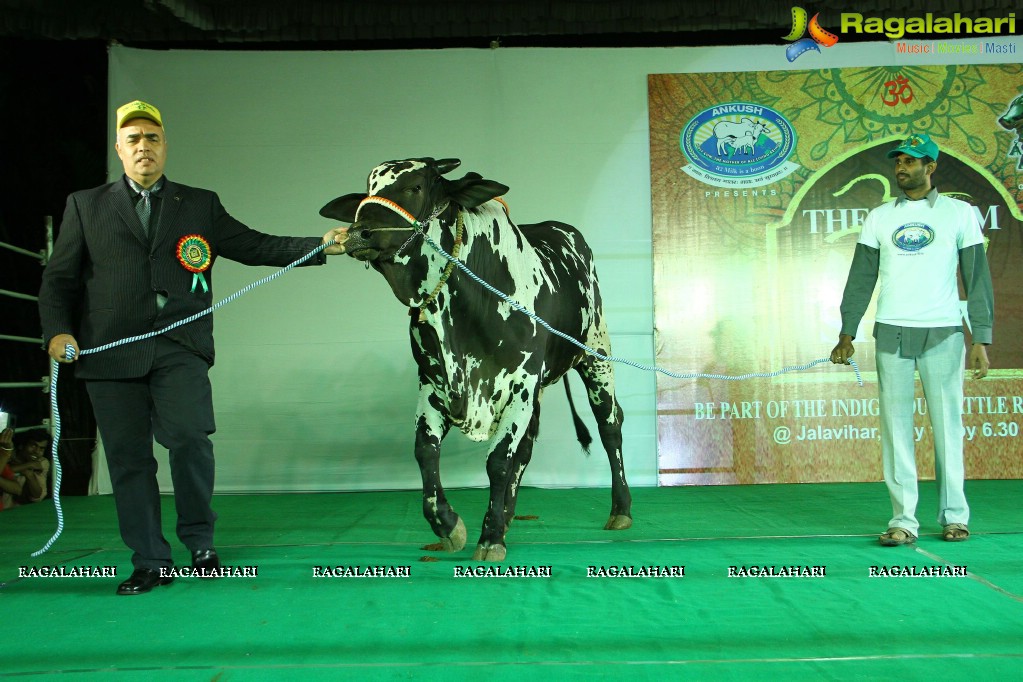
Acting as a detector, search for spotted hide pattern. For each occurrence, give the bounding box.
[320,157,632,561]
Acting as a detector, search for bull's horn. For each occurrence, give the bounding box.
[436,158,461,175]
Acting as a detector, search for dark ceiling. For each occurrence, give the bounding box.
[4,0,1021,49]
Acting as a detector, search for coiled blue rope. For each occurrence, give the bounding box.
[33,243,330,556]
[413,224,864,385]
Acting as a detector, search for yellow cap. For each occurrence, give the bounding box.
[116,100,163,129]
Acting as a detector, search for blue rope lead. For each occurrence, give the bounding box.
[32,243,331,557]
[415,227,864,386]
[33,361,66,557]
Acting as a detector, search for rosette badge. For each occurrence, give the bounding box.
[177,234,213,293]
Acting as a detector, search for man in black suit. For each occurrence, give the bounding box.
[38,100,348,594]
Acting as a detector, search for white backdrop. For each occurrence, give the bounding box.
[96,38,1018,493]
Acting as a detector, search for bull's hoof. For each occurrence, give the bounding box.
[471,543,507,562]
[440,517,467,552]
[604,515,633,531]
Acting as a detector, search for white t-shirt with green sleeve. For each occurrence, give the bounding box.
[858,194,983,328]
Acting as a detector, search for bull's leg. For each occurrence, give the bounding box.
[502,402,540,527]
[575,358,632,530]
[414,401,465,552]
[473,397,536,561]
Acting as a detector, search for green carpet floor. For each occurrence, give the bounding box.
[2,481,1022,680]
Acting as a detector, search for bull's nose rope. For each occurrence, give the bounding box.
[412,217,863,386]
[353,196,452,259]
[33,243,331,557]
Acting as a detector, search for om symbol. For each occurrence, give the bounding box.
[882,76,914,107]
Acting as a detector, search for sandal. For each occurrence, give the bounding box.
[879,527,916,546]
[942,523,970,542]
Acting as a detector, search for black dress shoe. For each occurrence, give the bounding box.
[191,548,221,577]
[116,568,174,595]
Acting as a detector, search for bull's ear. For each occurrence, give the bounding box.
[446,173,510,209]
[319,193,364,222]
[435,158,461,176]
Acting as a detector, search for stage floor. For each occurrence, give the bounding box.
[3,481,1022,680]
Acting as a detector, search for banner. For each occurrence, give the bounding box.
[649,64,1023,485]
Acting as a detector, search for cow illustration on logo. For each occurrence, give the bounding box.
[712,117,769,157]
[679,102,799,188]
[892,222,935,252]
[998,93,1023,171]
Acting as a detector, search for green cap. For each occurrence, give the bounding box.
[886,133,939,160]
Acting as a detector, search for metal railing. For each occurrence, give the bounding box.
[0,216,52,433]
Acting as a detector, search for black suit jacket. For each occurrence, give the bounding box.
[39,175,325,379]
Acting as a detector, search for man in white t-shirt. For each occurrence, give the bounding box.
[830,133,993,546]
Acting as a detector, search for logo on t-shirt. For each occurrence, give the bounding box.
[891,222,934,252]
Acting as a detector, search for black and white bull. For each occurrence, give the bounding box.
[320,157,632,561]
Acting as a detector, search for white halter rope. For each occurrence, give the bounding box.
[410,220,864,386]
[353,194,863,387]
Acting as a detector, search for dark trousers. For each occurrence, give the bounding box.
[86,336,217,569]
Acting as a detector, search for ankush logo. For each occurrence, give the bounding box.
[678,102,799,188]
[782,7,839,62]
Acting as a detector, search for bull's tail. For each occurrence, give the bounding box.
[563,376,593,454]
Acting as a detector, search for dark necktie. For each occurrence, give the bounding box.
[136,189,152,234]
